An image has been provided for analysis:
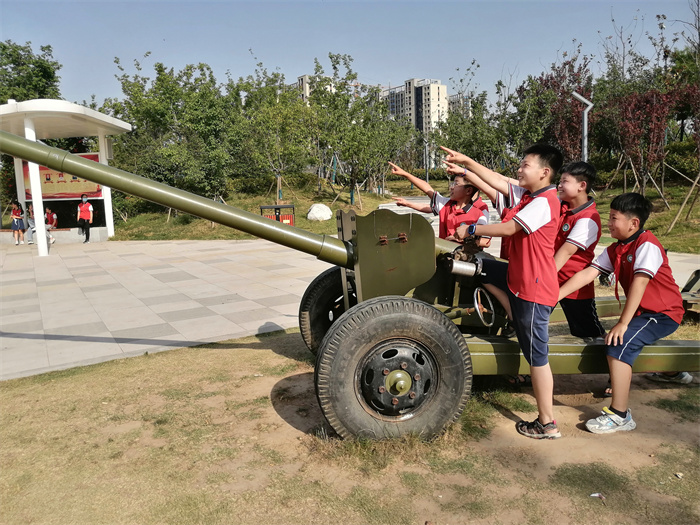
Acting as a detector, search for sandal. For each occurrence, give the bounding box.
[603,377,612,398]
[507,374,531,387]
[516,418,561,439]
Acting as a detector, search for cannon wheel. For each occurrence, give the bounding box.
[299,267,357,354]
[315,296,472,440]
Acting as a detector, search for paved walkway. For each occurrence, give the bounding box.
[1,211,698,381]
[1,239,330,380]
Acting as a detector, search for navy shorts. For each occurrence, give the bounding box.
[607,312,679,366]
[559,297,605,339]
[509,294,555,367]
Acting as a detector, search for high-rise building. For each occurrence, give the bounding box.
[448,93,471,117]
[380,78,448,135]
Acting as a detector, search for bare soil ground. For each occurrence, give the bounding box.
[1,332,698,525]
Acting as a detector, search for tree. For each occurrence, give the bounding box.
[233,63,318,200]
[0,40,63,204]
[102,56,231,211]
[0,40,61,103]
[309,54,415,206]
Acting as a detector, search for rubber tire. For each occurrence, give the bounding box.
[315,296,472,440]
[299,267,357,355]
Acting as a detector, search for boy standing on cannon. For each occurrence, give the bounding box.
[446,144,565,439]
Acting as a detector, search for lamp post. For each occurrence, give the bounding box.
[423,137,430,183]
[572,92,593,162]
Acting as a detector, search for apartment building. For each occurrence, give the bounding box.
[448,93,471,117]
[380,78,448,135]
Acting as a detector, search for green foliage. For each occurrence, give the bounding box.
[0,40,61,103]
[665,137,700,181]
[102,57,231,201]
[0,40,63,203]
[309,53,416,196]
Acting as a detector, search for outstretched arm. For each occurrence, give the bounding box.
[392,197,431,214]
[444,161,498,203]
[453,220,521,241]
[440,146,511,197]
[554,242,579,272]
[558,266,600,301]
[388,162,435,198]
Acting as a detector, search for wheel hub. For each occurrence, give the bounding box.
[358,340,436,417]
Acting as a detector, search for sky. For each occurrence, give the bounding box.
[0,0,695,105]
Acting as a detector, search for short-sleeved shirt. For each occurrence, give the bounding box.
[491,191,516,260]
[430,193,489,240]
[507,184,561,307]
[557,198,601,300]
[590,230,685,324]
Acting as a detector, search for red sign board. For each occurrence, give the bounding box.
[24,153,102,200]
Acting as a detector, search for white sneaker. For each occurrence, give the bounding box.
[27,241,34,245]
[15,240,18,245]
[50,237,56,244]
[645,372,693,384]
[586,407,636,434]
[19,241,24,244]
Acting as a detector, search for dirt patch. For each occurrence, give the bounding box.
[1,332,698,525]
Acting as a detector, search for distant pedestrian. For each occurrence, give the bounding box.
[25,203,37,244]
[45,206,57,244]
[10,202,25,245]
[77,194,93,244]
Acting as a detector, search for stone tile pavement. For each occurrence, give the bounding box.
[1,239,331,380]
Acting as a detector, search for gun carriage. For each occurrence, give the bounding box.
[2,130,698,440]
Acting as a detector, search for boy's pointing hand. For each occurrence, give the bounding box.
[388,161,410,178]
[439,146,469,165]
[443,160,465,176]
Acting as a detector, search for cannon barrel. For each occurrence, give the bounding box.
[0,130,353,267]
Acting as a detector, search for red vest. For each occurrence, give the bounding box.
[78,202,92,220]
[437,198,489,240]
[591,231,684,324]
[557,199,601,299]
[46,212,58,228]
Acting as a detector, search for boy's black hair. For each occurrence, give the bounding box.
[523,144,564,177]
[610,192,653,229]
[560,161,597,194]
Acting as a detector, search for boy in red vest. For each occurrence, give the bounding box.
[554,162,605,340]
[558,192,684,433]
[446,144,565,439]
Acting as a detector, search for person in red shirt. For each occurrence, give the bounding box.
[388,162,490,246]
[443,160,516,336]
[559,192,684,434]
[446,144,565,440]
[10,202,25,245]
[555,162,605,340]
[45,207,57,244]
[77,194,93,244]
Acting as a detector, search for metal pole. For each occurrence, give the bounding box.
[424,138,429,183]
[572,92,593,162]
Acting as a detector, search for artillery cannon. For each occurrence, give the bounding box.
[2,130,698,440]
